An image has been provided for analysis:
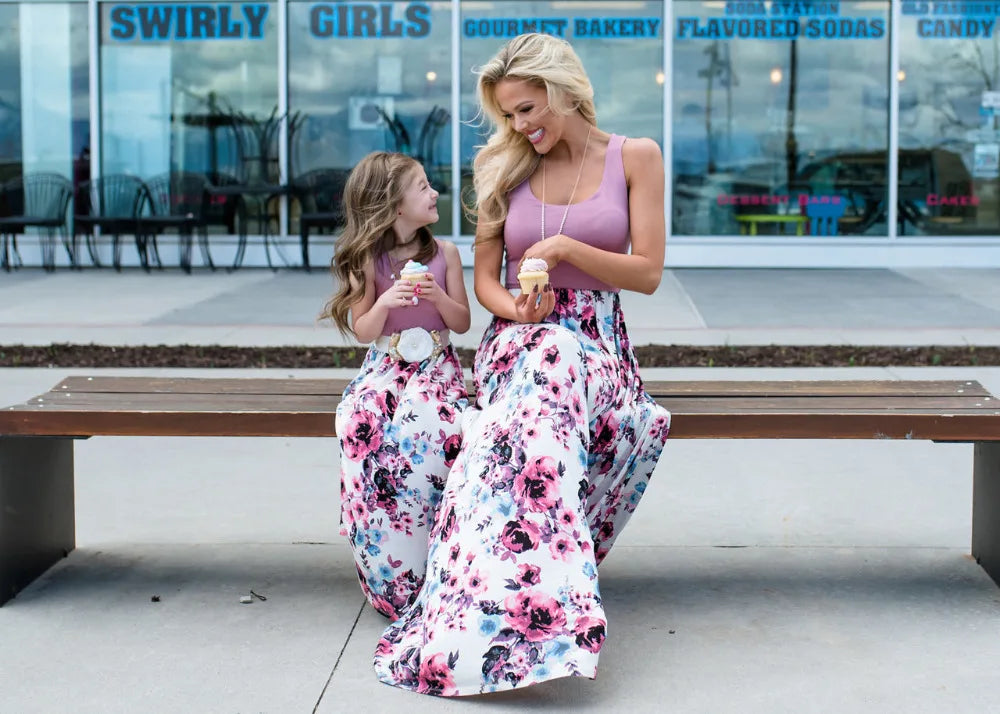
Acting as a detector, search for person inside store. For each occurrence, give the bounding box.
[324,151,471,621]
[371,32,671,696]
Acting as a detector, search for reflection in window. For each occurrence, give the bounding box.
[672,1,889,238]
[99,2,278,234]
[0,3,89,187]
[459,1,665,236]
[289,1,453,235]
[899,8,1000,236]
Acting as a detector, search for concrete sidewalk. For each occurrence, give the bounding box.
[2,267,1000,347]
[2,366,1000,712]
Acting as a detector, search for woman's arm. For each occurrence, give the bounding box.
[418,241,471,333]
[474,230,554,323]
[520,137,666,295]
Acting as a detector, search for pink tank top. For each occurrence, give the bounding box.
[504,133,630,292]
[374,239,448,336]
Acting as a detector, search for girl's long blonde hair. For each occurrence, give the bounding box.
[470,33,597,243]
[324,152,437,336]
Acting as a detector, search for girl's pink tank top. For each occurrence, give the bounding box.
[373,239,448,336]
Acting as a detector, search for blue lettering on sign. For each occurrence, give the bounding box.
[676,15,885,39]
[917,17,997,36]
[462,16,661,39]
[109,4,268,40]
[309,3,431,38]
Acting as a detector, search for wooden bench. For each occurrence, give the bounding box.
[2,376,1000,606]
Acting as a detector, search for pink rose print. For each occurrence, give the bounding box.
[503,590,567,642]
[573,616,607,653]
[416,652,458,696]
[516,563,541,587]
[341,410,382,461]
[549,534,575,561]
[442,434,461,467]
[513,456,561,512]
[499,519,541,553]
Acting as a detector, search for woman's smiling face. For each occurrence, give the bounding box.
[494,79,560,153]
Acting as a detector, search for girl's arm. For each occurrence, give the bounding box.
[418,240,471,333]
[350,262,414,343]
[473,230,555,323]
[519,137,666,295]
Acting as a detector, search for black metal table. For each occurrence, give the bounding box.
[206,183,297,270]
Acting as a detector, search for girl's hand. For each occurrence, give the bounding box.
[374,279,415,310]
[520,234,569,273]
[413,273,442,305]
[513,284,555,323]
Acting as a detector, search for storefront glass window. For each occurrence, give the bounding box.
[898,4,1000,236]
[288,1,454,235]
[100,2,278,232]
[459,0,665,236]
[672,1,890,238]
[0,3,90,187]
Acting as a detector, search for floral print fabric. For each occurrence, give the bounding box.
[337,346,467,619]
[373,289,671,696]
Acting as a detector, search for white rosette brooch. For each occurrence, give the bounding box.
[395,327,435,363]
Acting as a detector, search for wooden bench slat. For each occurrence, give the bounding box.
[3,378,999,442]
[3,410,999,441]
[50,377,991,399]
[18,392,998,413]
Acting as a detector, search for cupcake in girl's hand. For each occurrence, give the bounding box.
[517,258,549,293]
[400,259,429,284]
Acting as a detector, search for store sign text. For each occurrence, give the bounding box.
[310,3,431,38]
[927,194,979,206]
[109,4,268,40]
[717,194,844,207]
[678,2,885,40]
[904,2,1000,38]
[463,17,661,39]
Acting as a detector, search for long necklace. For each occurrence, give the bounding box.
[541,124,593,241]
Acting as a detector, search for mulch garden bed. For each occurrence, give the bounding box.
[2,344,999,368]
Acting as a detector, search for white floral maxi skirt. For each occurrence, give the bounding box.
[336,345,468,619]
[373,289,671,696]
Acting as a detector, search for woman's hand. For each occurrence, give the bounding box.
[374,279,415,310]
[513,284,555,323]
[520,234,569,273]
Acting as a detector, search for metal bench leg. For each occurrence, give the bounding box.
[0,437,75,606]
[973,442,1000,587]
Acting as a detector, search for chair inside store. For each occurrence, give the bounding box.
[74,174,151,271]
[292,167,348,271]
[413,105,451,192]
[138,172,213,273]
[791,154,887,236]
[0,173,74,272]
[898,148,979,235]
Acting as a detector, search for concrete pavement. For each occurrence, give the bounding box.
[2,267,1000,347]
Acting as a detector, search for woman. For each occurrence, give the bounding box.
[373,33,671,696]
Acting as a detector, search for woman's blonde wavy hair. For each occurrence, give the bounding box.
[323,152,437,336]
[469,33,597,243]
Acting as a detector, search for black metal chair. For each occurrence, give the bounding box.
[74,175,151,271]
[138,172,214,273]
[0,173,74,272]
[293,168,348,271]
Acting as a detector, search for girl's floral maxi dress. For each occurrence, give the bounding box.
[336,244,467,620]
[372,134,670,695]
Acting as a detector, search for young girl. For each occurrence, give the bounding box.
[324,151,471,619]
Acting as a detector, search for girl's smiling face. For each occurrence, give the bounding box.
[395,165,439,235]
